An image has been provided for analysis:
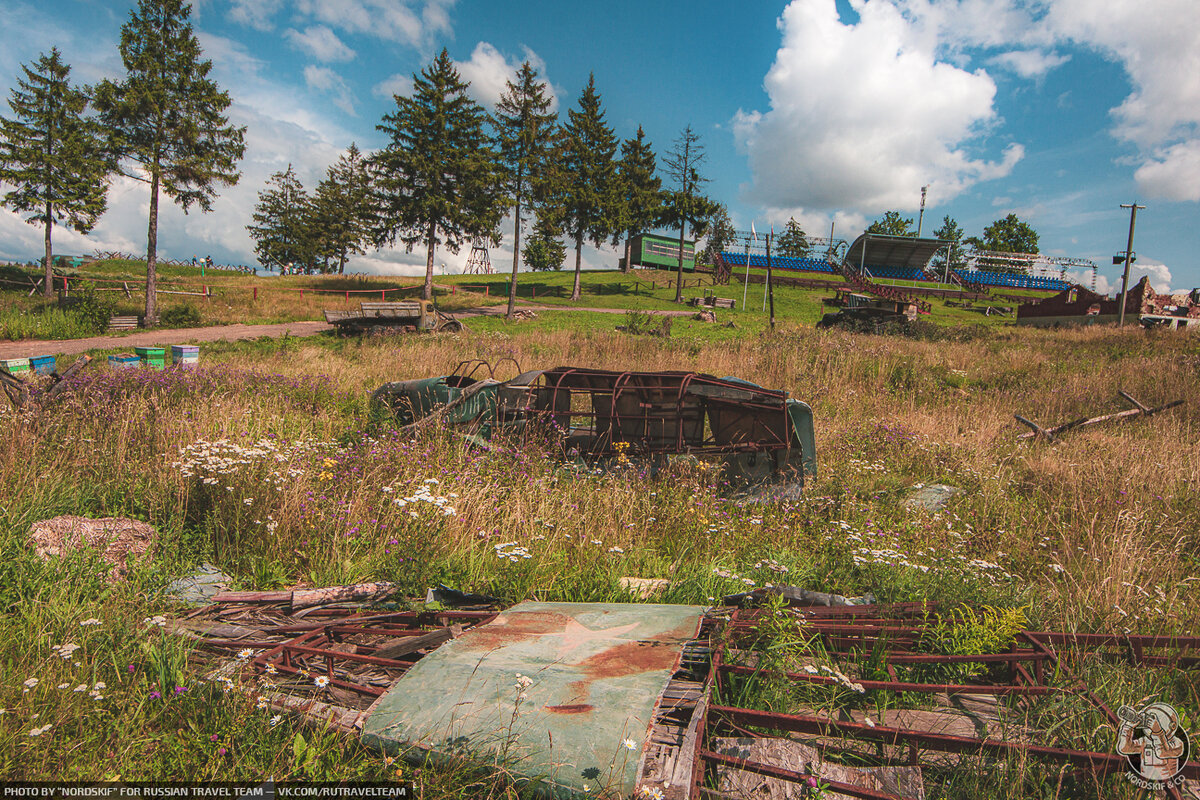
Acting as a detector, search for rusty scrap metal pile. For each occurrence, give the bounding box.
[175,586,1199,799]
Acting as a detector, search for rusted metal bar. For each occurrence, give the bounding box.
[1023,631,1200,650]
[719,664,1053,696]
[276,641,414,669]
[255,659,384,698]
[708,705,1167,777]
[699,750,910,800]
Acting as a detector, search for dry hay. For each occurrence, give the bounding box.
[29,515,155,578]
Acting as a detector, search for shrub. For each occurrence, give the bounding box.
[68,280,116,334]
[161,302,203,328]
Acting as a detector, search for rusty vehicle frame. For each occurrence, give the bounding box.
[182,593,1199,799]
[374,361,818,488]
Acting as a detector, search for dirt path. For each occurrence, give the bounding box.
[0,320,335,359]
[0,303,699,359]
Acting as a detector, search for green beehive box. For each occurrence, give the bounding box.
[135,347,166,370]
[1,357,31,375]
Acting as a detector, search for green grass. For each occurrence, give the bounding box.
[1,321,1197,796]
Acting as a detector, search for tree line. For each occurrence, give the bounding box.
[0,0,1049,325]
[249,53,732,313]
[0,0,244,323]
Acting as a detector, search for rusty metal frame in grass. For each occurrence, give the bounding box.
[500,368,797,458]
[187,609,496,699]
[700,604,1200,797]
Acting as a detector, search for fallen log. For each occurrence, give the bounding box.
[212,581,399,611]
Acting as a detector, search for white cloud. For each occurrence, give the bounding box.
[373,73,414,100]
[1134,141,1200,203]
[453,42,557,111]
[293,0,455,51]
[303,65,357,116]
[284,26,356,63]
[228,0,284,32]
[1085,258,1173,296]
[987,49,1069,78]
[737,0,1023,217]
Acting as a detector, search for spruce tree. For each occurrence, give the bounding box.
[247,165,312,272]
[865,211,915,237]
[522,213,566,272]
[0,49,110,299]
[930,216,966,280]
[661,125,710,302]
[776,217,810,258]
[372,49,503,300]
[615,126,661,273]
[311,144,372,274]
[556,75,618,301]
[94,0,245,324]
[494,62,556,317]
[699,203,736,267]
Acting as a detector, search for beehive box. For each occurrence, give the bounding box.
[171,345,199,368]
[30,355,56,375]
[1,357,31,376]
[134,347,165,370]
[108,354,141,369]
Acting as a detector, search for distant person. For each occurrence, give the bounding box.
[191,256,198,268]
[205,255,213,271]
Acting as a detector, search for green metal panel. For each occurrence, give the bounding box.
[786,400,818,478]
[361,601,707,798]
[371,377,498,434]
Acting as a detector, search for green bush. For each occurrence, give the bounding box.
[161,302,203,328]
[69,280,116,333]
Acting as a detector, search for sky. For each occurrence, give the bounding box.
[0,0,1197,294]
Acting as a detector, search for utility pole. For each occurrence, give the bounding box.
[917,185,928,237]
[1117,202,1145,327]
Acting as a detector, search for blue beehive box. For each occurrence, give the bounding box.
[171,345,200,368]
[108,354,141,369]
[30,355,56,375]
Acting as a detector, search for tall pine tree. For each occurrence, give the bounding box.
[522,213,566,272]
[930,216,966,280]
[0,49,110,299]
[699,203,736,267]
[372,50,503,300]
[494,62,556,318]
[247,165,312,272]
[555,75,617,301]
[660,125,710,302]
[776,217,810,258]
[311,143,372,274]
[615,126,661,273]
[95,0,245,324]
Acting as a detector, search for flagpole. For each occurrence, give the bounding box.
[741,239,751,310]
[767,230,776,330]
[762,225,771,312]
[741,225,754,310]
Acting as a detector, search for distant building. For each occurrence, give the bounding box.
[1016,276,1200,329]
[626,233,694,271]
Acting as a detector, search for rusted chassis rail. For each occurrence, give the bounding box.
[707,705,1200,780]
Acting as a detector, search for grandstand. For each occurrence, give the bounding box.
[953,269,1073,292]
[714,229,1095,308]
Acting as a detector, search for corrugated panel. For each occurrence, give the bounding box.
[362,601,707,798]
